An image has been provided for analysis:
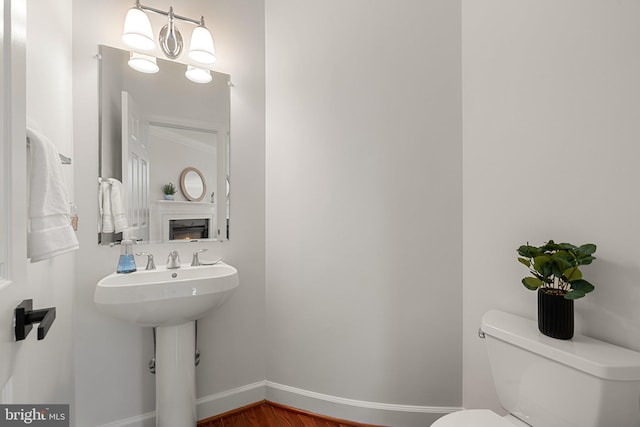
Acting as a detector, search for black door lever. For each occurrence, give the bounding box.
[14,299,56,341]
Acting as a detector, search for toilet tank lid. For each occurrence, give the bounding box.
[481,310,640,381]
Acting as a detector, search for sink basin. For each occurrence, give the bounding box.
[94,262,239,326]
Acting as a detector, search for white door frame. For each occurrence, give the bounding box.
[0,0,32,403]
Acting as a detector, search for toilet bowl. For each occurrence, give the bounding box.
[432,310,640,427]
[432,409,513,426]
[432,409,531,426]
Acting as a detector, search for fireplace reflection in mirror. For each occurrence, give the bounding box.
[169,218,210,241]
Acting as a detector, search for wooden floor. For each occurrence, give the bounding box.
[198,401,385,427]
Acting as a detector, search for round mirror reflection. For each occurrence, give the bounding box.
[180,167,206,202]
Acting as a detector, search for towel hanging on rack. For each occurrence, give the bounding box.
[26,136,71,164]
[98,177,129,234]
[26,127,79,262]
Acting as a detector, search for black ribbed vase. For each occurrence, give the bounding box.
[538,288,574,340]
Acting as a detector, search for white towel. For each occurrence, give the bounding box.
[98,178,114,233]
[107,178,129,233]
[27,128,79,262]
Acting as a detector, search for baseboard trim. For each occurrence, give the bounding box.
[266,381,460,413]
[96,382,266,427]
[196,381,267,419]
[100,381,461,427]
[264,381,460,426]
[97,411,156,427]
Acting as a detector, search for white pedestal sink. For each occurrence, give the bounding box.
[94,262,239,427]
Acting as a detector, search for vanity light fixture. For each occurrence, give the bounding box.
[121,1,216,65]
[128,52,159,74]
[188,19,216,65]
[159,7,183,59]
[122,1,156,51]
[185,66,212,84]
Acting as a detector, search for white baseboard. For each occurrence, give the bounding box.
[97,411,156,427]
[196,381,267,420]
[96,382,266,427]
[264,381,460,427]
[100,381,461,427]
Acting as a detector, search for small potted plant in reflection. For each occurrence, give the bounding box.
[162,182,176,200]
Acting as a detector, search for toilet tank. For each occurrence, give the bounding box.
[481,310,640,427]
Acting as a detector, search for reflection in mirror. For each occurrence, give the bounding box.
[98,45,230,245]
[180,167,206,202]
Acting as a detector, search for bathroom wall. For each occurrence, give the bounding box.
[265,1,463,425]
[23,0,75,405]
[462,0,640,411]
[72,0,265,425]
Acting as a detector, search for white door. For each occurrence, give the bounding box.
[0,0,34,403]
[122,91,150,242]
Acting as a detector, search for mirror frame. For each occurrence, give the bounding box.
[180,167,206,202]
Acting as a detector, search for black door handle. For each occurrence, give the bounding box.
[14,299,56,341]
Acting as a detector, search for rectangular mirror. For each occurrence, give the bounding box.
[98,45,230,245]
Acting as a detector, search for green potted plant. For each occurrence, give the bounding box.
[517,240,597,339]
[162,182,176,200]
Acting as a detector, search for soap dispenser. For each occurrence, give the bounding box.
[117,239,137,273]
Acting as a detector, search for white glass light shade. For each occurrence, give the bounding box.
[128,52,159,73]
[185,65,212,84]
[122,7,156,51]
[188,25,216,64]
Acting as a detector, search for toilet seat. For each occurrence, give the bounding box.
[431,409,517,427]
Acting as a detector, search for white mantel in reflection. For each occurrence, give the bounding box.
[151,200,216,242]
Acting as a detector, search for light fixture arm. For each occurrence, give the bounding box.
[136,1,202,26]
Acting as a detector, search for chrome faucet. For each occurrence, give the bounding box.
[166,250,181,269]
[135,252,156,270]
[191,249,208,266]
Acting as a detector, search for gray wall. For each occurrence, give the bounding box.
[265,0,463,423]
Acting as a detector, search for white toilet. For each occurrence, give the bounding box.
[433,310,640,427]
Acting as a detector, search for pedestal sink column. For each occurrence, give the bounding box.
[94,263,239,426]
[155,321,196,427]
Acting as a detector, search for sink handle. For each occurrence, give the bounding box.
[191,248,208,266]
[135,252,156,270]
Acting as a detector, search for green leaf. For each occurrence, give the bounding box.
[576,255,596,265]
[551,252,572,269]
[559,242,578,251]
[517,245,538,258]
[563,267,582,281]
[569,279,595,294]
[522,277,544,290]
[540,240,562,253]
[576,243,597,256]
[517,257,530,268]
[564,289,586,300]
[533,255,551,272]
[549,263,563,278]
